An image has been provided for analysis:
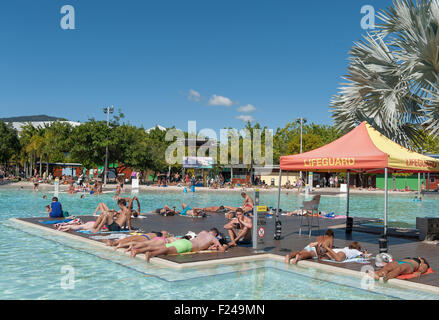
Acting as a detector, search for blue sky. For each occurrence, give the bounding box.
[0,0,391,132]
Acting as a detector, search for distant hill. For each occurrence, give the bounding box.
[0,115,67,122]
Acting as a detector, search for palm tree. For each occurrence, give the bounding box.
[331,0,439,148]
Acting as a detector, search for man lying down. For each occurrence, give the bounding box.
[134,228,227,263]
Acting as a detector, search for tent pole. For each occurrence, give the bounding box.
[418,172,421,199]
[427,173,430,192]
[384,168,388,236]
[346,170,353,234]
[346,170,350,217]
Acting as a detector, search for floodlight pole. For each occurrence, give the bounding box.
[103,105,114,186]
[296,117,307,179]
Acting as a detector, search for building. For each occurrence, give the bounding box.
[10,121,81,134]
[145,125,167,133]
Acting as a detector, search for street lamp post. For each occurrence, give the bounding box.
[295,117,307,178]
[103,105,114,186]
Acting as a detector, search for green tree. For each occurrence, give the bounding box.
[69,120,111,169]
[274,122,342,163]
[0,121,20,167]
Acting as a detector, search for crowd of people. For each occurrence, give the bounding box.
[32,172,434,281]
[283,229,432,281]
[49,191,257,261]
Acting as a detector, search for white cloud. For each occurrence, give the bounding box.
[237,104,256,113]
[208,94,233,107]
[188,89,201,102]
[236,115,255,122]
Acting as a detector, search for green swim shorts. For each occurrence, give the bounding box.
[165,239,192,254]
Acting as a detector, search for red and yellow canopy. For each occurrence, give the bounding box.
[280,122,439,173]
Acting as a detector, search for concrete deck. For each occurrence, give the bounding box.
[10,212,439,295]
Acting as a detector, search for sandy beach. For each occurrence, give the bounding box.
[0,180,424,195]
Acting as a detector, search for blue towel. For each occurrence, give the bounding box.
[40,219,73,225]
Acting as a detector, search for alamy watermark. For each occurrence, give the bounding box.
[165,121,273,167]
[360,265,376,291]
[60,265,75,290]
[361,5,375,30]
[60,5,75,30]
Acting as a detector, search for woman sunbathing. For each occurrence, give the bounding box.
[57,221,96,232]
[321,241,367,262]
[155,203,205,217]
[285,209,308,216]
[150,205,177,216]
[104,231,170,250]
[128,234,183,258]
[372,257,430,281]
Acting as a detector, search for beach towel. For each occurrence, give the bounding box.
[320,257,371,264]
[76,229,131,234]
[321,214,347,219]
[90,234,130,240]
[168,250,226,256]
[178,213,207,218]
[396,268,435,280]
[318,253,372,264]
[40,219,73,225]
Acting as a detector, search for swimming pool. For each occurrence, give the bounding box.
[2,218,438,300]
[1,188,438,299]
[1,188,436,227]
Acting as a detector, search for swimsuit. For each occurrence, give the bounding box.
[107,222,122,232]
[397,258,421,272]
[304,245,324,256]
[141,234,150,240]
[154,236,166,243]
[180,206,192,216]
[165,239,192,254]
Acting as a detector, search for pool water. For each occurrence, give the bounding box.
[2,219,438,300]
[1,188,438,300]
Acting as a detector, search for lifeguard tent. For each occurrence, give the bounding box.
[275,121,439,236]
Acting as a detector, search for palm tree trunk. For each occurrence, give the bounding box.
[39,155,42,176]
[30,153,33,177]
[46,154,49,177]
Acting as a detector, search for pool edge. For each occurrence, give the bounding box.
[9,217,439,297]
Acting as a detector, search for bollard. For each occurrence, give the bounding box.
[345,217,353,234]
[274,220,282,240]
[379,235,388,253]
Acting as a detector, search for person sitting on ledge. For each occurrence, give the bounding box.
[46,197,66,218]
[224,192,254,215]
[91,198,133,233]
[223,208,252,247]
[115,196,141,216]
